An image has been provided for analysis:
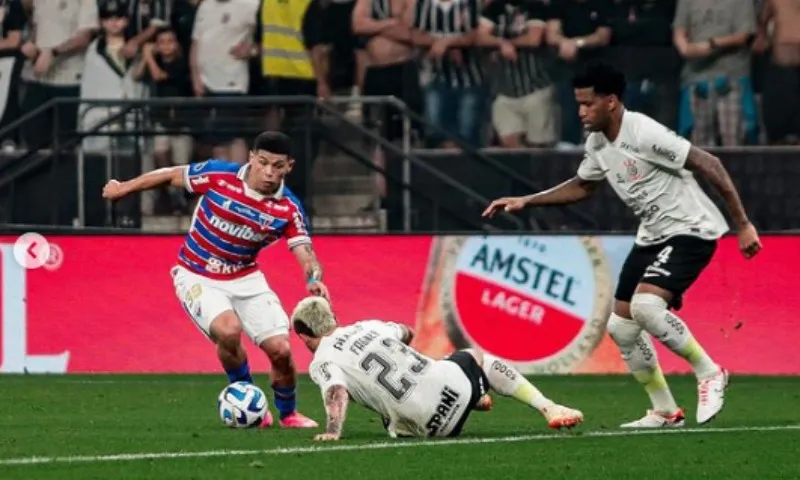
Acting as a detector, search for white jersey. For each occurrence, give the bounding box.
[309,320,474,438]
[578,111,729,246]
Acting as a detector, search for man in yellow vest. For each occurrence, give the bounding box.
[256,0,332,204]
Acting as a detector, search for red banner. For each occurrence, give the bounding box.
[0,234,797,375]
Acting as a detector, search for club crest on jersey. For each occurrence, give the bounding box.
[624,158,642,181]
[438,236,612,374]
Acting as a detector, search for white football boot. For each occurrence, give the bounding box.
[696,368,729,424]
[542,404,584,430]
[620,409,685,428]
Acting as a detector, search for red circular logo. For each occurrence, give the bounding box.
[440,236,612,373]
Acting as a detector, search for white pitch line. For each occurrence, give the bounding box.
[2,424,798,467]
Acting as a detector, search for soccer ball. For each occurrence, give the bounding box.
[217,382,268,428]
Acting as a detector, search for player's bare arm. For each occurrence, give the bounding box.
[482,176,601,218]
[292,244,330,300]
[102,166,187,200]
[314,385,350,441]
[684,147,762,258]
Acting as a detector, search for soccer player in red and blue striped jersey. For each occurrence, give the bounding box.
[103,132,324,428]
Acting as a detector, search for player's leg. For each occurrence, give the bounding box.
[172,267,254,384]
[609,245,683,428]
[629,237,727,424]
[459,349,583,430]
[234,287,317,429]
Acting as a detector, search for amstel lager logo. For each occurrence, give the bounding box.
[439,236,612,373]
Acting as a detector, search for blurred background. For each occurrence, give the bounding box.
[0,0,796,235]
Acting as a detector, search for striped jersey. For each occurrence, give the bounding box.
[480,0,552,98]
[413,0,484,88]
[179,160,311,280]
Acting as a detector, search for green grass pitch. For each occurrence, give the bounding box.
[1,375,799,479]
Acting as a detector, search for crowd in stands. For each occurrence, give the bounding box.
[0,0,798,214]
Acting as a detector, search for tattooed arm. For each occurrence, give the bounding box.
[291,243,330,300]
[314,385,350,441]
[684,147,762,258]
[684,147,749,228]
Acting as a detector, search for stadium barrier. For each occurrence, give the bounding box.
[1,233,797,375]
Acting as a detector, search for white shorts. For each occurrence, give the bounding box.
[171,266,290,345]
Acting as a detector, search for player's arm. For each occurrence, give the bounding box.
[102,160,239,200]
[318,384,350,441]
[683,147,750,229]
[310,361,350,441]
[482,176,601,218]
[101,166,187,200]
[291,243,324,287]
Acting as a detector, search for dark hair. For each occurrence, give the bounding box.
[293,319,317,338]
[252,131,293,157]
[154,26,176,39]
[572,62,626,99]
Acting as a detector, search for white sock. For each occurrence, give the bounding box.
[482,353,555,411]
[608,313,679,413]
[631,293,719,379]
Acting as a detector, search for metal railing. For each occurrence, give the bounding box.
[0,95,525,231]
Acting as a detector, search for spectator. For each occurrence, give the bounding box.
[19,0,98,149]
[352,0,423,218]
[256,0,328,204]
[478,0,557,148]
[79,0,147,153]
[755,0,800,145]
[0,0,27,145]
[190,0,259,163]
[609,0,680,129]
[673,0,758,146]
[546,0,612,146]
[114,0,169,60]
[170,0,200,57]
[136,26,193,214]
[409,0,485,149]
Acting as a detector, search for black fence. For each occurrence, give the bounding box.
[412,148,800,232]
[2,146,798,233]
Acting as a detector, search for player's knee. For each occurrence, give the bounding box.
[210,314,243,349]
[261,337,293,370]
[606,313,640,347]
[630,293,669,326]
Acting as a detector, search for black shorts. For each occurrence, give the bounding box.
[442,350,490,437]
[363,60,423,140]
[615,235,718,310]
[200,89,248,145]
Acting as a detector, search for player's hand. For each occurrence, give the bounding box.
[307,280,330,303]
[102,180,129,201]
[481,196,528,218]
[738,222,762,259]
[313,433,340,442]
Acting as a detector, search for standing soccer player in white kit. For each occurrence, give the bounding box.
[483,63,762,428]
[291,297,584,441]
